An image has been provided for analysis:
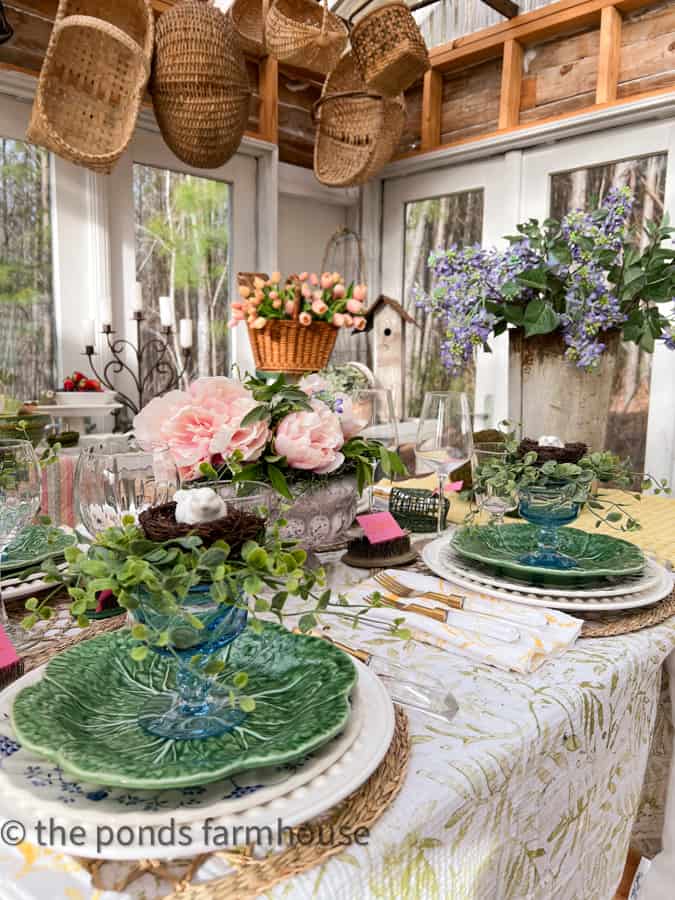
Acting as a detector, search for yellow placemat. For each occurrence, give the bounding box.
[382,478,675,566]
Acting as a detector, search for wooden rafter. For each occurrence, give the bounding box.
[479,0,519,18]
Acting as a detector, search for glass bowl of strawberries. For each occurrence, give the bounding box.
[56,372,117,405]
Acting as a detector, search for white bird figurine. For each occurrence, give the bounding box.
[174,487,227,525]
[538,435,565,449]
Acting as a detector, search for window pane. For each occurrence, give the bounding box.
[133,164,231,397]
[0,139,55,400]
[403,190,484,417]
[550,153,668,470]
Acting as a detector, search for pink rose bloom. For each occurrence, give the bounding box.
[352,316,367,331]
[332,312,345,328]
[210,396,269,463]
[347,298,363,315]
[299,312,312,326]
[311,299,328,315]
[299,373,330,396]
[134,390,190,451]
[333,283,346,299]
[275,399,344,475]
[353,284,368,302]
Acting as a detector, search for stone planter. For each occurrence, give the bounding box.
[508,329,620,451]
[280,474,359,551]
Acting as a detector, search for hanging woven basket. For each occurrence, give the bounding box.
[313,53,405,188]
[151,0,250,169]
[238,273,338,373]
[26,0,153,174]
[265,0,348,76]
[350,2,430,96]
[230,0,268,54]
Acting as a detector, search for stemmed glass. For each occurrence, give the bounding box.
[75,437,180,536]
[351,388,399,512]
[471,443,518,526]
[0,440,42,648]
[415,392,473,535]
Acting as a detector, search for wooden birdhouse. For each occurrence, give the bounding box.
[364,295,418,419]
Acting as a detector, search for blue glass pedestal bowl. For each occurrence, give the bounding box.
[517,483,582,570]
[130,585,248,741]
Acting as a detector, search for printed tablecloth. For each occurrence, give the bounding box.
[1,553,674,900]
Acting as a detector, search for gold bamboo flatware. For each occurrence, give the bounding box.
[374,571,465,607]
[369,593,449,623]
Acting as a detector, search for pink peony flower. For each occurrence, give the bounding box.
[188,377,248,410]
[299,373,330,396]
[274,399,344,475]
[335,394,365,439]
[134,390,190,451]
[333,283,346,299]
[161,405,222,473]
[210,397,269,463]
[311,299,328,316]
[347,298,363,315]
[332,312,345,328]
[299,312,312,326]
[353,284,368,302]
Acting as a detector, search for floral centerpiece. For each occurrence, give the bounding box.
[415,187,675,372]
[134,373,405,549]
[231,272,368,373]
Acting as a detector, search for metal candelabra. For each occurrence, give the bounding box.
[84,312,192,419]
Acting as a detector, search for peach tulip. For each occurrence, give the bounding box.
[271,271,282,283]
[231,300,244,310]
[254,276,266,290]
[269,290,279,300]
[309,273,319,286]
[299,312,312,326]
[272,298,282,309]
[299,271,309,281]
[239,285,251,299]
[332,272,342,284]
[343,314,353,327]
[227,318,239,329]
[312,290,324,303]
[352,316,367,331]
[301,283,313,299]
[346,298,363,315]
[252,316,267,330]
[332,312,345,328]
[312,299,328,316]
[353,284,368,302]
[232,307,245,321]
[320,272,333,290]
[333,283,346,299]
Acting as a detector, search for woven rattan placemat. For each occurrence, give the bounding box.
[579,590,675,638]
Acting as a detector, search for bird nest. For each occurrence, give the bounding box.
[139,503,265,555]
[518,438,588,465]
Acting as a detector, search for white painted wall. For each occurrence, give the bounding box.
[278,194,347,276]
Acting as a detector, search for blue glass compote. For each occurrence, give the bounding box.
[517,483,582,570]
[130,586,248,740]
[129,480,274,741]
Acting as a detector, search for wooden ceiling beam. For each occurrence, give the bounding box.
[480,0,519,18]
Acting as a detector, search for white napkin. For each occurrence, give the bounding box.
[345,569,583,675]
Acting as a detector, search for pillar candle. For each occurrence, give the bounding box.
[83,319,96,348]
[134,282,144,313]
[159,296,174,328]
[179,318,193,349]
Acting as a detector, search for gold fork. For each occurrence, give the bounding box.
[367,592,449,623]
[375,571,465,609]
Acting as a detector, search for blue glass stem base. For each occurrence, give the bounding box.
[139,662,246,740]
[518,525,577,570]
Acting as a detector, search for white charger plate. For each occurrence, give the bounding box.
[1,563,67,603]
[0,658,394,860]
[422,537,673,612]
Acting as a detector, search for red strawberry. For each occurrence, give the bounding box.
[84,379,101,392]
[63,379,75,391]
[72,371,85,382]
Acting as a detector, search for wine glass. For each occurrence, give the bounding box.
[471,443,518,526]
[0,440,42,648]
[351,388,399,511]
[415,392,473,535]
[75,437,179,536]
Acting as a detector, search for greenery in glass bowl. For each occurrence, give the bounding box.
[468,432,669,531]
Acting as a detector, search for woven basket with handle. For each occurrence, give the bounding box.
[350,2,429,96]
[26,0,153,174]
[151,0,250,169]
[313,52,406,188]
[230,0,269,54]
[238,273,338,373]
[266,0,348,75]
